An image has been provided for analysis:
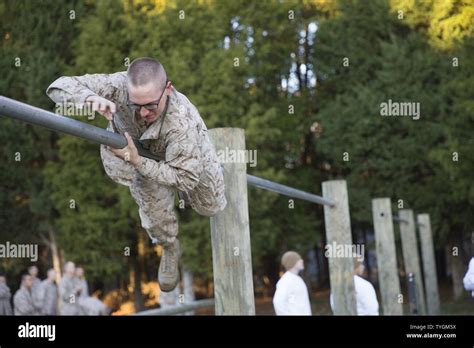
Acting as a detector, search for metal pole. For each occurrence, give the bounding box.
[0,96,162,161]
[247,174,335,206]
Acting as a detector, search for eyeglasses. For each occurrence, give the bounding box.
[127,80,170,113]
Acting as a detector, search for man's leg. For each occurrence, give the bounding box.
[129,174,181,292]
[129,174,178,246]
[187,161,227,217]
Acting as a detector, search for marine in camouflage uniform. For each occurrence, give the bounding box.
[13,275,39,316]
[46,60,226,292]
[0,276,13,315]
[58,274,81,315]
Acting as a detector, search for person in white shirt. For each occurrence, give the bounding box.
[273,251,312,315]
[329,257,379,315]
[353,258,379,315]
[463,257,474,297]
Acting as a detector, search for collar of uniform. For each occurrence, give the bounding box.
[139,87,176,141]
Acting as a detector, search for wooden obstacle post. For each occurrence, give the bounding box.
[372,198,403,315]
[322,180,357,315]
[417,214,440,315]
[398,209,427,314]
[208,128,255,315]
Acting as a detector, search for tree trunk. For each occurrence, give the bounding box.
[48,227,62,283]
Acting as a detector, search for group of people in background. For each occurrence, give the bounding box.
[0,262,109,316]
[273,250,379,316]
[273,250,474,316]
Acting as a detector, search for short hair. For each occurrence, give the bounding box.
[127,57,167,89]
[21,274,31,282]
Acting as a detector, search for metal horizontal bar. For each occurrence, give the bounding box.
[1,96,335,207]
[393,215,424,226]
[134,298,215,316]
[246,174,335,206]
[393,216,409,224]
[0,96,163,161]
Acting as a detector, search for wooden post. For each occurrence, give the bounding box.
[372,198,403,315]
[208,128,255,315]
[322,180,357,315]
[417,214,440,315]
[398,209,427,314]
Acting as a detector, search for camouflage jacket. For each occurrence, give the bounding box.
[13,286,38,315]
[46,72,222,196]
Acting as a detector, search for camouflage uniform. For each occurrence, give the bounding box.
[31,277,43,313]
[0,282,13,315]
[47,72,226,246]
[58,275,81,315]
[39,279,58,315]
[13,286,38,315]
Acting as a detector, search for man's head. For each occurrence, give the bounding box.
[354,257,365,276]
[28,265,38,277]
[281,251,304,273]
[0,275,6,284]
[47,269,56,281]
[21,274,33,289]
[75,267,84,278]
[127,57,172,124]
[63,261,75,275]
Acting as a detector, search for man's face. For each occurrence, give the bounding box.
[29,266,38,277]
[48,270,56,280]
[296,259,305,272]
[127,81,170,124]
[65,262,75,275]
[76,268,84,277]
[23,275,33,289]
[0,276,5,283]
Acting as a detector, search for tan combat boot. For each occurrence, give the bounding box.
[158,239,181,292]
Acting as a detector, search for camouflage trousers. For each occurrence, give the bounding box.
[100,145,226,246]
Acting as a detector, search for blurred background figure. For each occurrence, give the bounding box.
[353,258,379,315]
[27,265,43,314]
[39,269,58,315]
[75,267,89,298]
[0,275,13,315]
[463,257,474,297]
[273,251,312,315]
[13,274,38,315]
[76,267,110,315]
[329,257,379,315]
[59,261,81,315]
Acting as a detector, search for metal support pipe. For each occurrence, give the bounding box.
[0,96,162,161]
[247,174,335,206]
[1,96,334,206]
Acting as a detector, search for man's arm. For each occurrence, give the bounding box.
[134,119,203,193]
[46,71,127,106]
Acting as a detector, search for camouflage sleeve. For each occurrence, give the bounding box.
[135,118,203,193]
[46,71,127,105]
[14,292,33,315]
[59,279,72,302]
[0,284,11,299]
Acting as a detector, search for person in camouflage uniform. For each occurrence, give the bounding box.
[0,275,13,315]
[39,269,58,315]
[27,265,43,313]
[13,274,38,315]
[58,262,82,315]
[46,57,226,292]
